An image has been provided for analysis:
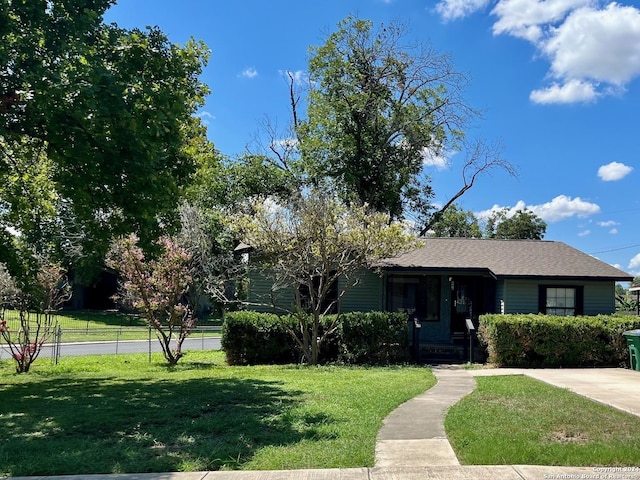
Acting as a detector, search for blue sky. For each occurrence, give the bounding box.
[104,0,639,281]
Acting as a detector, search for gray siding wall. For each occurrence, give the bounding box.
[339,269,384,312]
[584,281,616,314]
[499,278,616,315]
[246,268,296,313]
[247,268,384,314]
[501,279,538,313]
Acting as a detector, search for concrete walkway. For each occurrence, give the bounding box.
[375,365,476,467]
[9,367,640,480]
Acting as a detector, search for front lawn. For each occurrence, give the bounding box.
[0,351,435,477]
[446,375,640,466]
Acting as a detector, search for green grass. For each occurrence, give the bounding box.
[58,327,220,343]
[56,310,148,328]
[0,351,435,477]
[446,375,640,466]
[2,309,147,329]
[1,310,222,342]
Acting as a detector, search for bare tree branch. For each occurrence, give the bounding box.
[419,140,517,236]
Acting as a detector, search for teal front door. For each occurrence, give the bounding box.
[421,275,451,343]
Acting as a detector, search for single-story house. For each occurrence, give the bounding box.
[246,238,633,357]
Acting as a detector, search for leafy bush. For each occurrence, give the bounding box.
[478,314,640,367]
[221,311,298,365]
[336,312,409,365]
[0,260,71,373]
[222,311,409,366]
[107,235,195,366]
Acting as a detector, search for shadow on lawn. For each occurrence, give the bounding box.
[0,373,327,476]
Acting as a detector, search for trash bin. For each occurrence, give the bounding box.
[623,329,640,371]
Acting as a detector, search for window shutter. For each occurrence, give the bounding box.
[538,285,547,314]
[575,286,584,316]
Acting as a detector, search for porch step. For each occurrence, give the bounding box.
[419,344,465,364]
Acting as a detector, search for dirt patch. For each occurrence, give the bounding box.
[548,430,589,444]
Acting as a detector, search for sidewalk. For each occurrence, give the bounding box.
[7,465,617,480]
[8,366,640,480]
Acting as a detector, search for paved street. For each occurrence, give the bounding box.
[0,336,221,360]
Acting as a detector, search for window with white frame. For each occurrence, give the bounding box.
[545,287,576,316]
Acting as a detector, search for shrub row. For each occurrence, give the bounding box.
[221,310,409,366]
[478,314,640,368]
[336,311,409,365]
[220,311,298,365]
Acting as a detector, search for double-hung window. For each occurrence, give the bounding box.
[539,285,584,316]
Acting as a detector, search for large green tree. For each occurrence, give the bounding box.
[427,203,482,238]
[292,17,514,231]
[1,0,209,271]
[485,208,547,240]
[426,203,546,240]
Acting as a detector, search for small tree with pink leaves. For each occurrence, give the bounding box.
[108,235,195,365]
[0,260,71,373]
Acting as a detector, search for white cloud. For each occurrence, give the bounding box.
[598,220,619,227]
[534,3,640,102]
[422,147,454,170]
[492,0,591,42]
[529,79,598,104]
[529,195,600,222]
[609,228,619,234]
[542,4,640,86]
[436,1,640,104]
[476,195,600,223]
[435,0,492,21]
[279,69,308,86]
[597,161,633,181]
[476,199,528,221]
[194,110,215,125]
[629,252,640,270]
[578,229,591,237]
[240,67,258,79]
[270,137,299,152]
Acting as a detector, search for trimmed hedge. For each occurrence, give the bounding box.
[336,312,409,365]
[478,314,640,368]
[220,311,298,366]
[221,311,410,366]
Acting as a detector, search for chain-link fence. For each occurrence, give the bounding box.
[0,325,222,364]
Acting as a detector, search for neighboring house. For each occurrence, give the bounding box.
[629,280,640,316]
[246,238,632,355]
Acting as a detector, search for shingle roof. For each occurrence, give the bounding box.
[378,238,632,280]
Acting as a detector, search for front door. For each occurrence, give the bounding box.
[451,278,473,335]
[449,276,498,334]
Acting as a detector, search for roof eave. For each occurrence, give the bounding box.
[380,266,497,279]
[500,274,634,282]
